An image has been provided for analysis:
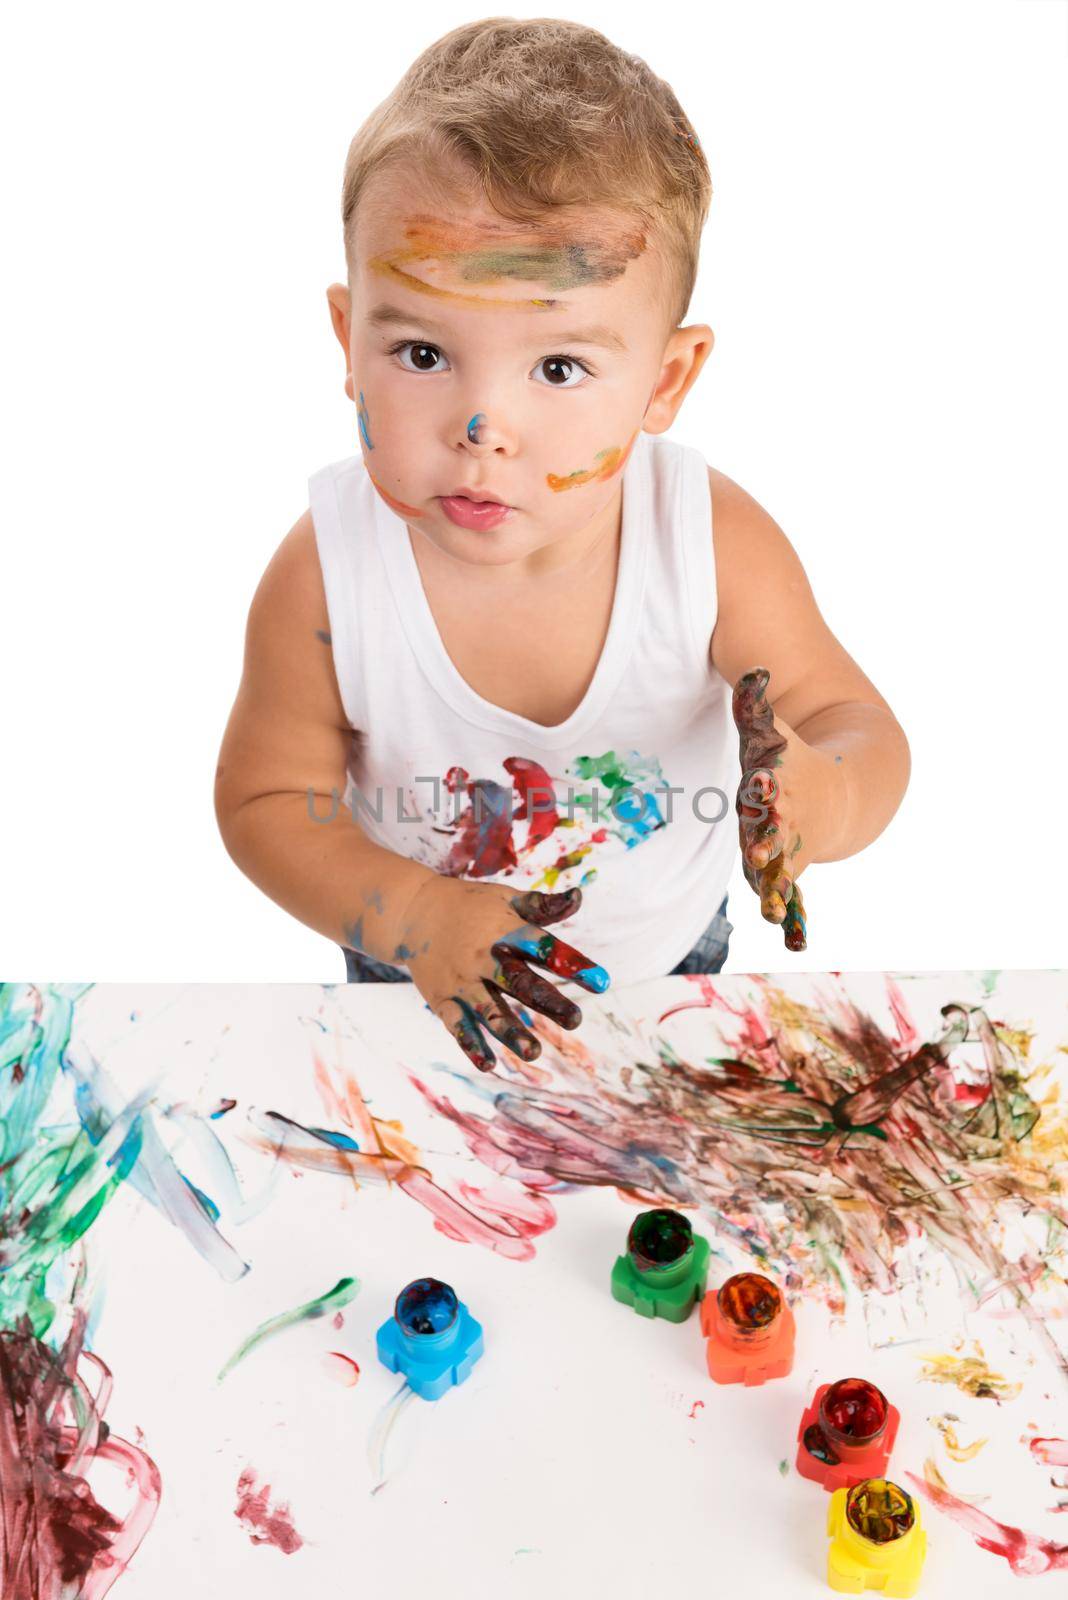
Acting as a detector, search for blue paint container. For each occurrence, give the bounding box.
[376,1277,484,1400]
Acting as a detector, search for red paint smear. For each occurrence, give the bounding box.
[400,1167,556,1260]
[908,1470,1068,1576]
[332,1311,345,1330]
[323,1351,361,1387]
[235,1467,303,1555]
[1031,1438,1068,1467]
[440,757,560,877]
[688,1400,705,1420]
[0,1318,161,1600]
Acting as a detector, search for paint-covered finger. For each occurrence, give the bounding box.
[508,887,583,925]
[738,768,780,812]
[492,953,583,1029]
[476,979,542,1060]
[732,669,787,776]
[782,883,808,951]
[743,814,783,870]
[491,928,610,993]
[759,858,794,923]
[438,996,497,1073]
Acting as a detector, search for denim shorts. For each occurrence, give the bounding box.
[339,894,732,983]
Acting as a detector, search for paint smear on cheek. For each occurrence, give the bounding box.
[547,429,639,492]
[357,390,374,450]
[367,470,425,519]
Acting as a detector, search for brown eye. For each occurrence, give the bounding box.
[534,356,588,388]
[395,342,447,373]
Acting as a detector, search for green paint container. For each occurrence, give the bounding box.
[610,1208,710,1322]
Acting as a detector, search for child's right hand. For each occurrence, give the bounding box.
[399,878,609,1072]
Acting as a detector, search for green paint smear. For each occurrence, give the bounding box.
[217,1276,360,1381]
[0,982,141,1338]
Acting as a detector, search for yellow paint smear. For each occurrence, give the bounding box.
[931,1413,989,1461]
[918,1350,1022,1402]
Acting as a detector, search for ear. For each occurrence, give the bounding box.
[326,283,355,402]
[643,324,715,433]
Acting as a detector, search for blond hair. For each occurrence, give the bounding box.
[341,17,712,328]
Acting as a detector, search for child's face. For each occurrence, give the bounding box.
[327,169,711,569]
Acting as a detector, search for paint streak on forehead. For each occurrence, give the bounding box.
[367,211,648,311]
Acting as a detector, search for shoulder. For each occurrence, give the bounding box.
[705,463,810,604]
[708,464,790,548]
[242,507,343,720]
[250,508,327,626]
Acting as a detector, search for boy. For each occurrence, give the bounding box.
[214,18,910,1072]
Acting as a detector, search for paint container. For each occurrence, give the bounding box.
[796,1377,900,1492]
[610,1208,710,1323]
[827,1478,926,1596]
[700,1271,795,1385]
[376,1277,484,1400]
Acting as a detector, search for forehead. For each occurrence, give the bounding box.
[354,164,665,316]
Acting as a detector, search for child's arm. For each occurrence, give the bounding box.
[214,511,435,966]
[708,468,911,939]
[214,511,608,1068]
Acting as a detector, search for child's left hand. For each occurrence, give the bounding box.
[731,667,844,952]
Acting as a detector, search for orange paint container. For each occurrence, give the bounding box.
[700,1272,795,1386]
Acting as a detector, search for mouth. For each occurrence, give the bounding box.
[438,491,516,531]
[445,488,513,507]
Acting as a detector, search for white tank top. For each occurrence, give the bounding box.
[308,430,740,987]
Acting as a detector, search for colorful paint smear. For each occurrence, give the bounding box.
[396,980,1068,1377]
[467,412,486,444]
[241,1050,557,1261]
[357,389,374,451]
[263,978,1068,1417]
[368,213,647,312]
[917,1348,1022,1403]
[217,1276,360,1381]
[234,1468,304,1554]
[908,1460,1068,1576]
[0,981,246,1596]
[433,750,668,886]
[546,429,639,492]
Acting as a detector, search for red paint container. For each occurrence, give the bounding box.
[796,1377,900,1492]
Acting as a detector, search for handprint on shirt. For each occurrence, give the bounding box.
[438,751,667,885]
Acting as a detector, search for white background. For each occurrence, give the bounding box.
[2,0,1067,981]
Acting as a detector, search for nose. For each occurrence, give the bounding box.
[458,410,514,455]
